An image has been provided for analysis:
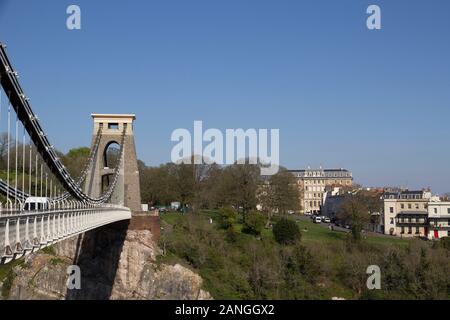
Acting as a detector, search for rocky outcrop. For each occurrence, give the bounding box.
[109,229,210,300]
[7,219,211,300]
[9,254,70,300]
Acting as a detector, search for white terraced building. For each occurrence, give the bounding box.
[427,202,450,239]
[382,190,450,239]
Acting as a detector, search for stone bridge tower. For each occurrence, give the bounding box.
[84,114,141,212]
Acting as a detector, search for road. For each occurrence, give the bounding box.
[290,214,406,240]
[291,214,351,233]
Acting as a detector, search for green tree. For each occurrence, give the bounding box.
[242,210,265,235]
[281,244,318,285]
[259,168,299,226]
[273,218,301,245]
[439,237,450,250]
[218,163,260,220]
[195,164,223,209]
[140,164,178,205]
[218,206,238,230]
[167,162,196,208]
[62,147,90,177]
[337,195,370,241]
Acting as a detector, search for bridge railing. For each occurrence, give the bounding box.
[0,203,131,264]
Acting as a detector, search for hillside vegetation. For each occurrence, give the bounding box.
[159,210,450,300]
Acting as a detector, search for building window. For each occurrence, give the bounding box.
[415,227,420,234]
[415,204,419,209]
[448,208,450,214]
[408,227,412,234]
[390,207,394,214]
[434,208,438,214]
[401,227,405,234]
[408,204,412,209]
[401,204,404,209]
[390,218,394,225]
[108,123,119,130]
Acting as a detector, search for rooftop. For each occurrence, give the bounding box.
[91,113,136,120]
[288,168,350,173]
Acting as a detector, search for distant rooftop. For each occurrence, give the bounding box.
[383,189,432,200]
[289,168,352,179]
[288,168,350,173]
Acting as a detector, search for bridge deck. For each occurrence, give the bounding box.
[0,206,131,264]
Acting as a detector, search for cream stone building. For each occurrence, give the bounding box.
[289,168,353,214]
[427,202,450,239]
[382,190,431,237]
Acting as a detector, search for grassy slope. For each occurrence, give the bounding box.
[196,209,410,247]
[160,210,412,299]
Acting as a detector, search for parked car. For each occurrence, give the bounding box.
[287,210,295,215]
[313,216,322,224]
[323,217,331,223]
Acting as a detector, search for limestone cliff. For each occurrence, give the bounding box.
[5,219,211,300]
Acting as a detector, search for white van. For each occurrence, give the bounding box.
[23,197,50,211]
[313,216,322,224]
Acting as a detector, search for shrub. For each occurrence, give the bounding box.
[242,211,265,235]
[218,206,238,230]
[439,237,450,250]
[225,228,237,243]
[273,218,301,245]
[1,269,15,299]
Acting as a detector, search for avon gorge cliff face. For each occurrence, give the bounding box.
[5,220,211,300]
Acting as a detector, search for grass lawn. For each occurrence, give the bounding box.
[364,233,410,247]
[161,209,410,248]
[296,218,411,247]
[160,211,184,225]
[295,219,347,243]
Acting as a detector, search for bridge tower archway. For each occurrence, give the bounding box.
[84,114,141,211]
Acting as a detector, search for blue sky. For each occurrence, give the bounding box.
[0,0,449,193]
